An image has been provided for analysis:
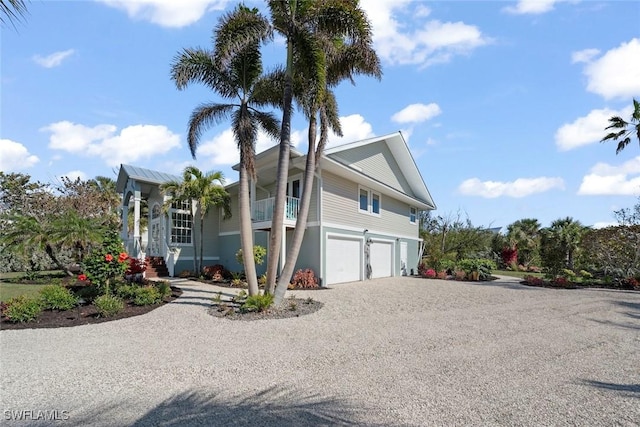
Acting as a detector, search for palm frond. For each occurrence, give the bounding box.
[187,103,236,158]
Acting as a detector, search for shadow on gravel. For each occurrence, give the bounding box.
[582,380,640,398]
[70,386,390,427]
[587,300,640,331]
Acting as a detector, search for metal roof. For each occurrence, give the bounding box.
[116,164,181,193]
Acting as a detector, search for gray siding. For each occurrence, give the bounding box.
[330,142,413,196]
[321,171,419,238]
[219,193,240,233]
[287,225,321,278]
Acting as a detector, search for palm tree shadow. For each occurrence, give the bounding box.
[128,386,381,427]
[581,380,640,398]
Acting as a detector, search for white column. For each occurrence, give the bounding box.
[280,228,286,273]
[134,193,141,255]
[121,193,129,241]
[250,178,256,220]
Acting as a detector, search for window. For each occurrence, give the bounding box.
[359,189,369,212]
[151,203,161,219]
[170,200,192,244]
[358,187,381,216]
[372,193,380,215]
[410,207,417,224]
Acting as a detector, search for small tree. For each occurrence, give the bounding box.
[235,245,266,268]
[601,99,640,154]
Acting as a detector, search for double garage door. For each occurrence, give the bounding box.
[326,235,393,285]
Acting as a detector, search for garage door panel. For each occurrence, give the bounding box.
[326,236,361,285]
[370,241,392,279]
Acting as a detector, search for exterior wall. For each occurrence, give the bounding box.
[287,225,321,280]
[321,171,419,238]
[330,142,413,196]
[219,192,240,233]
[217,231,269,275]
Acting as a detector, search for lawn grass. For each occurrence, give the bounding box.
[494,269,544,279]
[0,283,48,302]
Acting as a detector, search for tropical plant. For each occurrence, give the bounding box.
[601,98,640,154]
[94,294,124,317]
[161,166,231,275]
[272,0,382,304]
[0,0,27,27]
[540,217,587,276]
[3,295,42,323]
[39,285,78,311]
[235,245,267,267]
[81,230,129,295]
[506,218,541,267]
[170,4,278,296]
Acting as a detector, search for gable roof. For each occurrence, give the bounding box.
[116,164,181,193]
[324,132,436,210]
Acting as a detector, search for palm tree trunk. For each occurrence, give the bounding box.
[265,35,294,294]
[274,115,317,305]
[45,243,73,277]
[239,163,259,296]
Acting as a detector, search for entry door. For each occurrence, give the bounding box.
[149,219,161,256]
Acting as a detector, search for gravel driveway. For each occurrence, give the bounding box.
[1,276,639,426]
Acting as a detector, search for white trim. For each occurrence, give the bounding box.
[218,231,241,236]
[368,237,396,279]
[323,222,419,241]
[357,185,382,217]
[325,232,365,284]
[409,206,417,224]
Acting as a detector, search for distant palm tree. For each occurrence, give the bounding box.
[601,99,640,154]
[0,0,27,27]
[547,217,587,270]
[161,166,231,275]
[506,218,541,266]
[170,4,279,295]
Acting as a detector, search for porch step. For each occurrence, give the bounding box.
[145,256,169,278]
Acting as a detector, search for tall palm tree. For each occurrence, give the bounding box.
[170,5,278,295]
[161,166,231,275]
[264,0,381,295]
[273,13,382,304]
[601,98,640,154]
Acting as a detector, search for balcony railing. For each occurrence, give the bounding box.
[252,196,300,223]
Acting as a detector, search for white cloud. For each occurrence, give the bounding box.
[42,121,181,167]
[99,0,229,28]
[578,156,640,196]
[196,127,298,166]
[458,176,565,198]
[503,0,558,15]
[59,170,88,182]
[582,38,640,100]
[0,139,39,171]
[555,106,631,151]
[360,0,489,67]
[32,49,75,68]
[391,103,442,124]
[571,48,600,64]
[327,114,375,149]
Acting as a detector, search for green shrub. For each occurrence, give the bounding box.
[133,286,162,306]
[115,284,138,300]
[94,294,124,317]
[39,285,78,311]
[579,270,593,279]
[235,245,267,266]
[561,269,577,279]
[76,284,101,302]
[4,296,43,323]
[154,281,172,299]
[241,292,274,313]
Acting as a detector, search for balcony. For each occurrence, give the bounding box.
[252,196,299,228]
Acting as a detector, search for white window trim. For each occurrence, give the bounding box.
[357,185,381,217]
[170,200,192,246]
[409,206,417,224]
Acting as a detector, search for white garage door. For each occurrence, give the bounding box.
[370,241,393,279]
[326,236,362,284]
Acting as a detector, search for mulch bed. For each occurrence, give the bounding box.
[0,287,183,331]
[209,297,323,321]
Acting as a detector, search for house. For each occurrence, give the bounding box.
[115,131,436,285]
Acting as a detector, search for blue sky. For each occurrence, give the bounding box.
[1,0,639,230]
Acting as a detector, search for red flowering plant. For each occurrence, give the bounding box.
[81,231,129,295]
[423,268,436,279]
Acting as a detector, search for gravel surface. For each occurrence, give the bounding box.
[1,276,639,426]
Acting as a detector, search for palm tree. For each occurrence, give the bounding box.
[273,11,382,304]
[548,217,587,270]
[601,99,640,154]
[264,0,381,295]
[506,218,541,267]
[1,0,27,27]
[161,166,231,275]
[170,5,279,295]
